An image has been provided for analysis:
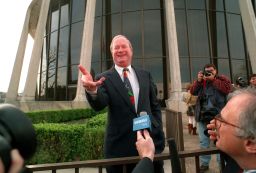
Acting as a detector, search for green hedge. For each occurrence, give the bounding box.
[85,113,107,128]
[26,108,106,124]
[27,112,107,164]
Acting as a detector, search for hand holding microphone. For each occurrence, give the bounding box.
[136,130,155,161]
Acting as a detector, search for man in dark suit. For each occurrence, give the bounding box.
[79,35,165,173]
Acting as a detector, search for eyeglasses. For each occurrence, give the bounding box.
[214,114,242,130]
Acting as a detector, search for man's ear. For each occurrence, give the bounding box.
[244,139,256,154]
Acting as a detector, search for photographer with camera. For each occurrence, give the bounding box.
[0,104,37,173]
[190,64,231,172]
[0,150,24,173]
[235,76,248,89]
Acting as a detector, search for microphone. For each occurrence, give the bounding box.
[133,111,152,132]
[0,104,37,172]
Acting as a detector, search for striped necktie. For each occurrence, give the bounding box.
[123,68,135,106]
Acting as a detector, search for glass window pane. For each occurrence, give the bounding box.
[69,65,78,83]
[51,10,59,31]
[225,0,240,13]
[123,0,141,11]
[210,12,229,58]
[144,0,160,9]
[216,58,231,79]
[110,14,121,36]
[56,67,67,100]
[70,21,84,65]
[144,59,163,83]
[40,71,46,99]
[187,10,210,57]
[92,18,102,68]
[58,27,69,67]
[39,38,47,100]
[175,10,189,56]
[68,86,77,100]
[227,14,245,59]
[95,0,102,17]
[231,60,248,82]
[174,0,185,9]
[132,58,144,69]
[186,0,205,9]
[60,4,69,27]
[180,58,190,82]
[191,58,210,79]
[49,31,58,72]
[123,12,142,58]
[72,0,86,23]
[144,59,163,100]
[111,0,121,13]
[144,10,163,58]
[207,0,224,11]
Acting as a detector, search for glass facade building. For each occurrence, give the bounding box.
[37,0,252,104]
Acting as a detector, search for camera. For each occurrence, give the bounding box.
[203,70,212,77]
[0,104,37,172]
[236,76,248,88]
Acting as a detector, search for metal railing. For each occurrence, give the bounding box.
[26,147,222,173]
[26,108,223,173]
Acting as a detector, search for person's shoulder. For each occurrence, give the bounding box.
[216,74,231,82]
[96,67,115,78]
[132,66,150,75]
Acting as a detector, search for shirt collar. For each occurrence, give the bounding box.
[115,64,132,75]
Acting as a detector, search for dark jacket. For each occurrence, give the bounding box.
[86,66,165,158]
[132,157,154,173]
[190,75,231,122]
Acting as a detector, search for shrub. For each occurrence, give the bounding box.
[26,112,108,164]
[26,108,106,124]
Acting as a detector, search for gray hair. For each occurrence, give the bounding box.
[227,88,256,141]
[109,35,133,52]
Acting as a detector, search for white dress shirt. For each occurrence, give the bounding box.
[115,65,140,112]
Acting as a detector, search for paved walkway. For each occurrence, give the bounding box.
[33,111,220,173]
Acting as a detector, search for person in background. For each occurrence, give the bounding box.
[207,88,256,173]
[234,76,248,89]
[183,83,198,135]
[190,64,231,172]
[132,130,155,173]
[79,35,165,173]
[249,74,256,89]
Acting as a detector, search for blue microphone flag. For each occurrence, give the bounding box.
[133,113,151,131]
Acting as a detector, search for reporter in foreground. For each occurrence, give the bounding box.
[0,150,24,173]
[207,88,256,173]
[132,130,155,173]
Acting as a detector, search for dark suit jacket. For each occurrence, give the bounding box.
[132,157,154,173]
[86,66,165,158]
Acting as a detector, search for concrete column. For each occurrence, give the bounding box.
[74,0,96,101]
[164,0,186,112]
[239,0,256,73]
[22,0,50,101]
[5,7,31,102]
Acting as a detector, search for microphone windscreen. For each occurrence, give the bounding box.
[139,111,147,116]
[0,104,37,159]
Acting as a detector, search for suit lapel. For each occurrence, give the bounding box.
[108,68,136,113]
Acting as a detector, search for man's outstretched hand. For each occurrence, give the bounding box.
[78,64,105,92]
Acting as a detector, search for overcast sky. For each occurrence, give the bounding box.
[0,0,33,93]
